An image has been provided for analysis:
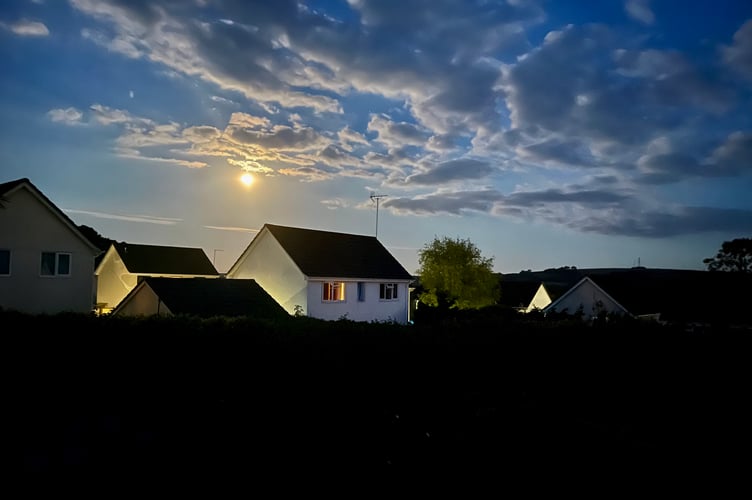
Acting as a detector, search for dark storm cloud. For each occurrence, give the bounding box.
[405,159,493,185]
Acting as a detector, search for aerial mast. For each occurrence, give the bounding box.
[370,193,388,239]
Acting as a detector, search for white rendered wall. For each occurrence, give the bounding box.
[227,229,306,315]
[548,280,625,317]
[306,280,410,324]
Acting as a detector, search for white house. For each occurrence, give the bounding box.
[542,276,630,319]
[226,223,414,324]
[0,178,102,314]
[95,242,219,314]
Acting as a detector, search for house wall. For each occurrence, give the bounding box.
[95,247,138,312]
[113,284,173,317]
[0,187,97,314]
[306,280,410,324]
[526,284,552,313]
[546,280,626,318]
[227,229,307,315]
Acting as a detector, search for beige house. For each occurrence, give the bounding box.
[0,178,102,314]
[95,242,219,314]
[112,277,287,319]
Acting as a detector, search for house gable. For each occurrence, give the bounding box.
[227,226,308,315]
[543,277,630,318]
[526,283,553,313]
[0,178,100,314]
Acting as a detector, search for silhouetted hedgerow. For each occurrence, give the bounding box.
[8,309,751,479]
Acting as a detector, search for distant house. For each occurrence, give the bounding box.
[498,273,579,313]
[542,276,630,319]
[226,223,413,324]
[112,277,287,319]
[95,242,219,314]
[0,178,102,314]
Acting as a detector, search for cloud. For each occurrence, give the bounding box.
[321,198,346,210]
[367,115,430,148]
[227,124,328,152]
[405,158,494,185]
[624,0,655,25]
[203,225,259,233]
[47,107,83,125]
[384,190,504,215]
[708,131,752,174]
[63,209,182,225]
[90,103,143,125]
[3,19,49,36]
[571,206,752,237]
[722,20,752,80]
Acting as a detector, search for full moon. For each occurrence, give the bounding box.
[240,173,254,186]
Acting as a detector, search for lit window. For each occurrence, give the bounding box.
[323,282,345,302]
[379,283,398,300]
[41,252,71,277]
[0,249,9,276]
[357,282,365,302]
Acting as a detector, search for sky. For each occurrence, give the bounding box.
[2,0,752,274]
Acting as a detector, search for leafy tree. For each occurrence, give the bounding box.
[417,236,498,310]
[703,237,752,272]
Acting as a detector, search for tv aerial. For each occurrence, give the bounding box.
[370,192,388,239]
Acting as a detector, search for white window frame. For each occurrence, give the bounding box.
[0,249,9,276]
[322,281,346,302]
[41,251,72,277]
[379,283,399,301]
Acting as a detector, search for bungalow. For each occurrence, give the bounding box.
[95,242,219,314]
[111,277,287,319]
[0,177,102,314]
[226,223,414,324]
[542,276,630,319]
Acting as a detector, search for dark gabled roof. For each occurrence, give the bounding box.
[0,178,29,195]
[498,272,581,308]
[263,223,413,280]
[497,280,541,309]
[113,242,218,275]
[136,277,288,318]
[1,177,101,254]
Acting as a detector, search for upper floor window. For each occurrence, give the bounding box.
[357,282,366,302]
[41,252,71,277]
[0,249,9,276]
[323,281,345,302]
[379,283,398,300]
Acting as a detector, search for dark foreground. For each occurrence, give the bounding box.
[10,310,752,485]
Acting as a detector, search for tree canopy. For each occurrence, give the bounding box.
[417,236,498,310]
[703,237,752,272]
